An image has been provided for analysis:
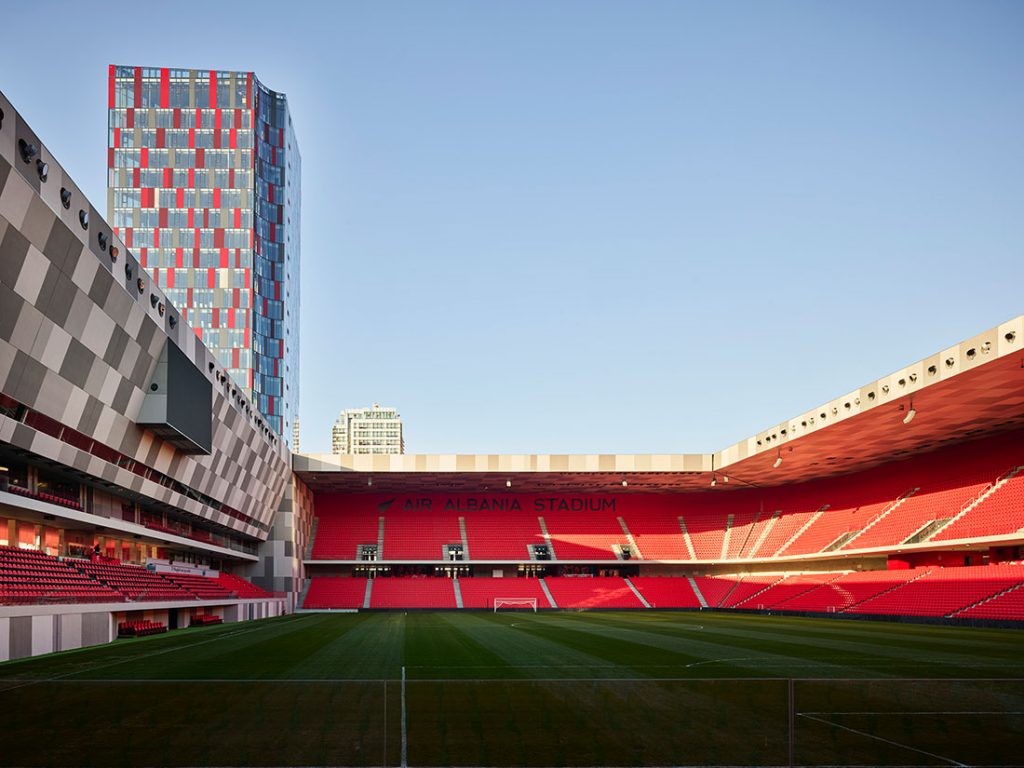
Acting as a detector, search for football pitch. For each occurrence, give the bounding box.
[1,611,1022,767]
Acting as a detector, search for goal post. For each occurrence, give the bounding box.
[494,598,538,613]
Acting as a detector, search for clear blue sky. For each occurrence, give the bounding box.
[3,1,1022,454]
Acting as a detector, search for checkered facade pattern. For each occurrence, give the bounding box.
[243,474,315,603]
[1,89,290,542]
[106,66,299,445]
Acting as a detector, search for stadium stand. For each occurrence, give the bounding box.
[164,573,235,600]
[190,614,223,626]
[629,577,703,608]
[736,572,842,608]
[299,434,1024,622]
[751,505,824,558]
[848,565,1024,617]
[779,500,891,556]
[0,547,272,606]
[769,568,929,613]
[627,509,691,560]
[307,433,1024,567]
[724,508,765,559]
[295,567,1024,619]
[720,575,785,607]
[462,510,546,560]
[457,577,552,609]
[847,479,991,550]
[543,577,645,609]
[682,510,729,560]
[545,511,628,560]
[303,577,369,609]
[73,561,192,601]
[955,582,1024,621]
[310,496,380,559]
[216,572,273,598]
[931,469,1024,542]
[691,576,739,608]
[369,578,458,609]
[0,546,123,604]
[382,509,463,561]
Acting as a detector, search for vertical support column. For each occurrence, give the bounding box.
[458,516,470,560]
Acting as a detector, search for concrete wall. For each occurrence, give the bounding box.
[0,598,285,662]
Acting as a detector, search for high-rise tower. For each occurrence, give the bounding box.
[107,65,300,443]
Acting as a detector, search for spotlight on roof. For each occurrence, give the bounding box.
[903,405,916,425]
[710,475,717,487]
[367,477,373,487]
[722,476,729,484]
[506,479,512,488]
[621,478,628,487]
[773,453,783,469]
[18,139,37,164]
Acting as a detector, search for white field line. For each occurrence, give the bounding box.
[401,665,408,768]
[798,713,968,767]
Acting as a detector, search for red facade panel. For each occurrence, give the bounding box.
[160,68,169,108]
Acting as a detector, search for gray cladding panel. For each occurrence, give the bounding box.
[0,91,290,538]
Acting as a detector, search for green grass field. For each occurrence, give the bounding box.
[1,611,1022,767]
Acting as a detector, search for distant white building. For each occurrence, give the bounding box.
[331,404,405,455]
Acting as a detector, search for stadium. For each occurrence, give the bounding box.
[2,63,1024,768]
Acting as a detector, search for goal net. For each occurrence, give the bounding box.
[494,598,538,612]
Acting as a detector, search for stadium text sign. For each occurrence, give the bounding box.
[394,496,618,512]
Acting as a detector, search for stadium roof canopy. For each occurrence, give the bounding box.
[295,316,1024,494]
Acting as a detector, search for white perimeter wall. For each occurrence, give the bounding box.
[0,598,286,663]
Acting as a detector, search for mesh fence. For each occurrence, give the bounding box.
[0,677,1021,766]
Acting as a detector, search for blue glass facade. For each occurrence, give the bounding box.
[252,79,300,442]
